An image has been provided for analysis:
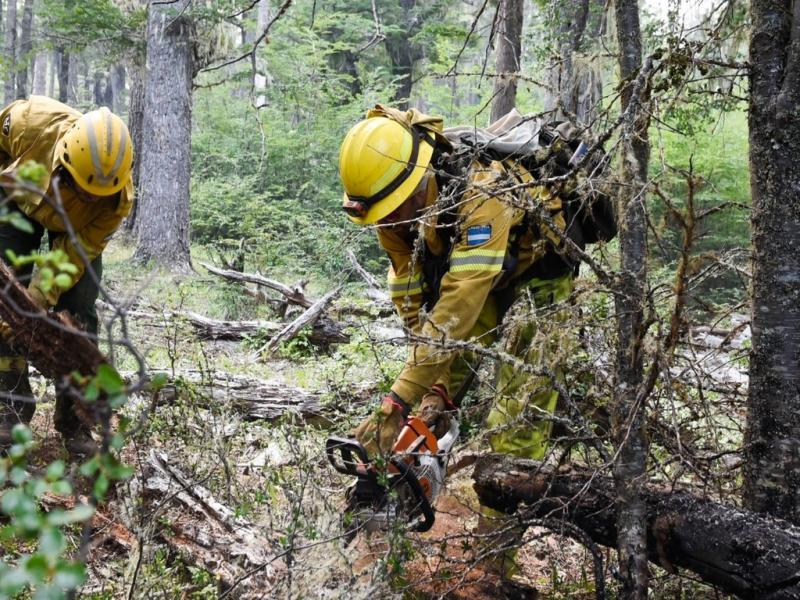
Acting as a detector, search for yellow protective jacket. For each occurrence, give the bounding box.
[0,96,133,305]
[379,157,566,406]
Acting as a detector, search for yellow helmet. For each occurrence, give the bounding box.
[339,116,434,225]
[59,107,133,197]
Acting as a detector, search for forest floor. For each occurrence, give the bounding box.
[20,240,743,599]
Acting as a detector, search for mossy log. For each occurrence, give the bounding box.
[473,454,800,600]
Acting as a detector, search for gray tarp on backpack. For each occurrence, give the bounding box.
[443,108,576,161]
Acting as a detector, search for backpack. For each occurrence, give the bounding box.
[418,111,616,312]
[441,109,617,251]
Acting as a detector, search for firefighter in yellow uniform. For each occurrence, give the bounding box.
[0,96,133,456]
[339,105,574,592]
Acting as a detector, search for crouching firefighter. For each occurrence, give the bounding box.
[0,96,133,457]
[328,104,614,588]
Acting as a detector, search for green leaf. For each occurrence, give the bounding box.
[93,473,109,500]
[46,461,66,482]
[49,480,72,496]
[11,425,32,445]
[8,212,35,234]
[109,433,124,450]
[95,364,124,395]
[17,160,48,187]
[79,457,99,477]
[38,528,66,559]
[151,373,169,390]
[83,381,99,402]
[108,393,127,409]
[46,504,94,527]
[52,562,85,590]
[54,274,72,289]
[23,554,49,580]
[32,583,67,600]
[0,565,30,596]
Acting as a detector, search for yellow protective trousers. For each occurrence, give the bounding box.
[448,273,573,459]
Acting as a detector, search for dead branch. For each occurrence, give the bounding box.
[199,262,313,308]
[255,288,341,358]
[143,450,285,595]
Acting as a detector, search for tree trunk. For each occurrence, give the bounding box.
[110,63,125,114]
[744,0,800,525]
[4,0,17,105]
[56,47,69,102]
[32,51,47,95]
[384,0,420,110]
[613,0,650,597]
[543,0,604,124]
[48,49,56,97]
[132,0,194,270]
[473,455,800,600]
[124,58,145,231]
[92,70,113,107]
[490,0,523,123]
[15,0,33,100]
[253,0,270,106]
[67,52,79,104]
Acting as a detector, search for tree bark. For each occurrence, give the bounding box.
[124,57,145,232]
[613,0,650,597]
[4,0,17,105]
[110,64,125,114]
[15,0,33,100]
[133,0,194,270]
[473,455,800,600]
[490,0,523,123]
[744,0,800,525]
[32,51,47,95]
[253,0,270,106]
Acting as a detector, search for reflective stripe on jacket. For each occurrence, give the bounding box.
[0,96,133,305]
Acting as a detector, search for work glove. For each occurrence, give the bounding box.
[353,392,407,458]
[416,384,455,438]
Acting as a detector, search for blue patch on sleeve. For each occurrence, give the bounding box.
[466,225,492,246]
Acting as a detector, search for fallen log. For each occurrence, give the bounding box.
[126,369,375,424]
[108,305,350,346]
[472,454,800,600]
[0,262,105,426]
[199,262,313,308]
[144,450,285,596]
[185,311,348,345]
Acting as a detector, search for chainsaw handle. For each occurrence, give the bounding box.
[390,457,436,533]
[326,436,370,476]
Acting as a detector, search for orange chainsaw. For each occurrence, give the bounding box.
[326,414,460,537]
